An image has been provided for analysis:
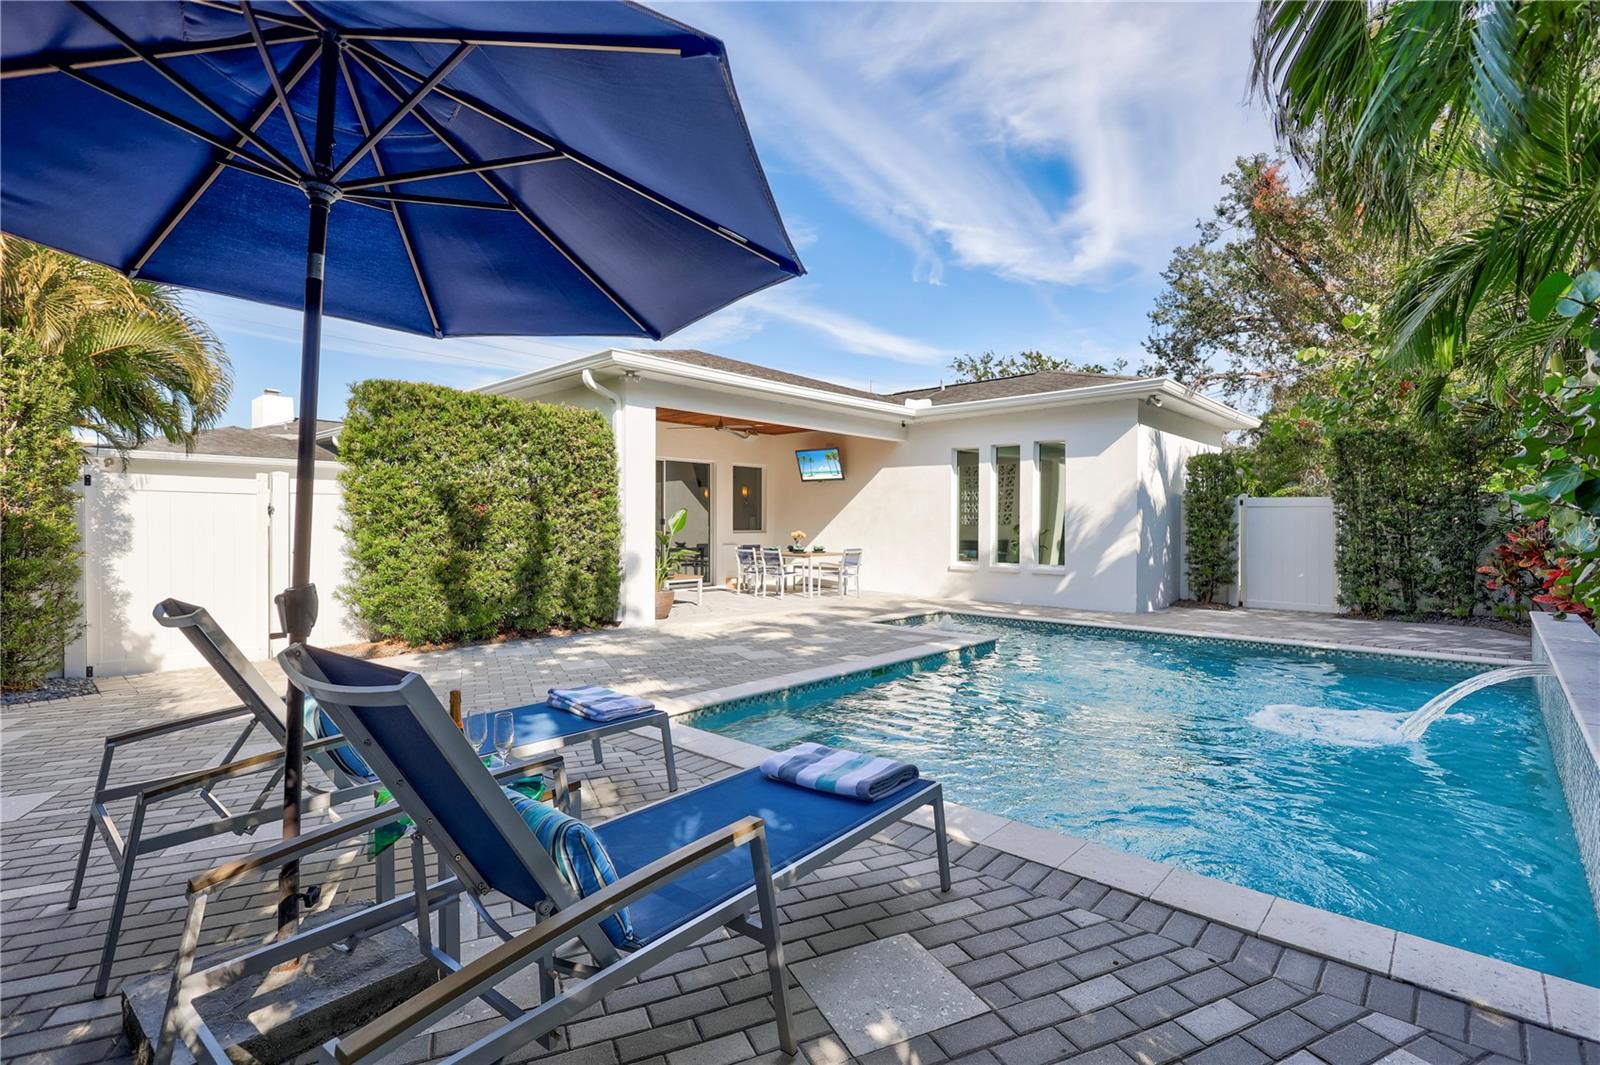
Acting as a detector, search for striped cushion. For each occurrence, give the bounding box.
[503,787,639,948]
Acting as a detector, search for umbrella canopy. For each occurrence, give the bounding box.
[1,0,802,935]
[1,1,804,339]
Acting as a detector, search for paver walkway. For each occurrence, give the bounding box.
[3,597,1573,1065]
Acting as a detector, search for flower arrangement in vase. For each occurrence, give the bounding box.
[789,530,807,553]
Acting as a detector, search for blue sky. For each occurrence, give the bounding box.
[192,2,1275,425]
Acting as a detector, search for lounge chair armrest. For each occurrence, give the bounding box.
[104,704,255,745]
[188,803,406,895]
[330,816,768,1065]
[138,734,354,802]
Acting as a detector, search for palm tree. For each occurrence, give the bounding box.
[1251,1,1600,404]
[0,236,230,450]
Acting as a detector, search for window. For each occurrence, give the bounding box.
[1037,442,1067,566]
[732,465,763,533]
[954,449,979,561]
[994,446,1020,564]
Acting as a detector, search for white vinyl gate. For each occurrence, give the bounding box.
[67,461,356,677]
[1238,496,1338,612]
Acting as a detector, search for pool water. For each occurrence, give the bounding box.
[686,615,1600,984]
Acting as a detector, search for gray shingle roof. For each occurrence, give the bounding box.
[890,370,1140,406]
[132,425,338,460]
[645,349,885,402]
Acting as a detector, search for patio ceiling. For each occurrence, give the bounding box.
[656,406,810,436]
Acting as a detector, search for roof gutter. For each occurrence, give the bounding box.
[911,378,1259,431]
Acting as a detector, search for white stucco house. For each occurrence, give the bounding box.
[482,348,1258,626]
[67,351,1255,675]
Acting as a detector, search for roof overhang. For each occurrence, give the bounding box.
[478,349,1258,432]
[82,445,343,470]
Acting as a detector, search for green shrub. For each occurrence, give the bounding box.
[339,380,620,645]
[1185,452,1243,603]
[1328,426,1500,617]
[1,331,84,689]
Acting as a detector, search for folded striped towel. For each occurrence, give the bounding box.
[760,742,919,802]
[547,685,654,722]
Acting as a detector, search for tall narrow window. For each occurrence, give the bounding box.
[954,449,979,561]
[994,446,1020,564]
[732,466,763,533]
[1037,442,1067,566]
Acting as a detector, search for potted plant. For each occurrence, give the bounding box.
[656,508,693,619]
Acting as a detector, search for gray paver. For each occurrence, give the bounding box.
[0,594,1568,1065]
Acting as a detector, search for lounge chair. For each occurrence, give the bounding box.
[69,598,387,998]
[157,644,952,1065]
[72,598,675,999]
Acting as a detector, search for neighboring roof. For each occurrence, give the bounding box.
[891,369,1141,406]
[647,349,883,402]
[252,417,343,440]
[118,425,338,461]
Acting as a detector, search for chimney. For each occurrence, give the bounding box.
[251,388,295,429]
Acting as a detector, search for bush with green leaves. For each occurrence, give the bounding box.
[2,330,84,689]
[1329,426,1501,617]
[1185,452,1242,603]
[338,380,620,645]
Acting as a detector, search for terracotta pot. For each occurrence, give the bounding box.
[655,588,675,620]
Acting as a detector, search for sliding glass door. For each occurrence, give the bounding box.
[656,460,712,580]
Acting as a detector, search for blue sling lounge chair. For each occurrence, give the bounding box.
[159,643,952,1065]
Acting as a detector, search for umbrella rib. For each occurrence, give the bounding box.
[347,41,798,274]
[70,1,306,181]
[337,49,442,337]
[52,63,300,187]
[127,41,324,278]
[345,192,514,211]
[341,31,683,56]
[348,48,658,338]
[338,152,563,193]
[330,43,473,183]
[241,2,312,172]
[0,31,315,80]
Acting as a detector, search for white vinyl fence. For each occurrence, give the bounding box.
[1237,496,1338,612]
[66,457,356,677]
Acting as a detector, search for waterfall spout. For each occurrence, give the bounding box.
[1396,664,1549,740]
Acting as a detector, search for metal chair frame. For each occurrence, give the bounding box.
[156,644,951,1065]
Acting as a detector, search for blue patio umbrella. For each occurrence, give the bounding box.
[1,0,803,930]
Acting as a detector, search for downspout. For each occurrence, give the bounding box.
[582,369,629,623]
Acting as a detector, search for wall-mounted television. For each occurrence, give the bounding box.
[796,447,844,482]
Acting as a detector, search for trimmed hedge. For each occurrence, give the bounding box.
[1328,426,1500,617]
[1,331,84,690]
[1184,452,1243,603]
[339,380,620,644]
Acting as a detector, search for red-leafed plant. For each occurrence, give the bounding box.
[1478,521,1593,623]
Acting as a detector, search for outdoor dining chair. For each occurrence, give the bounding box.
[760,546,802,597]
[735,545,762,594]
[150,644,952,1065]
[815,548,864,597]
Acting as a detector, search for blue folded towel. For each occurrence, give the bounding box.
[547,685,654,722]
[760,742,919,801]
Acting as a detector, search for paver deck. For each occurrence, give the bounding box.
[3,596,1580,1065]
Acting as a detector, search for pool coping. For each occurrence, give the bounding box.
[869,605,1535,666]
[627,611,1600,1041]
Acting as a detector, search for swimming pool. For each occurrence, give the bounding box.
[686,613,1600,984]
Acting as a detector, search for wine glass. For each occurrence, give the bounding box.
[465,713,488,759]
[493,711,515,765]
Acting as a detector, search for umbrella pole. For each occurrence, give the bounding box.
[278,39,341,938]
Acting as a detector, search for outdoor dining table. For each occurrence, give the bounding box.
[787,551,846,597]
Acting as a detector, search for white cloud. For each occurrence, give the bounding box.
[650,283,954,367]
[687,2,1271,287]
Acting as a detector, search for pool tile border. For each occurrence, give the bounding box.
[874,607,1534,667]
[634,611,1600,1041]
